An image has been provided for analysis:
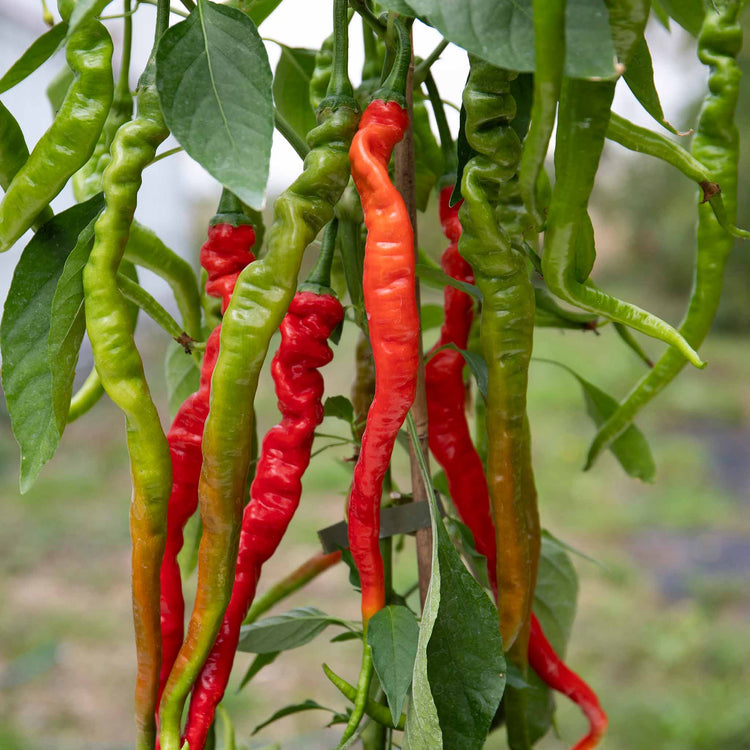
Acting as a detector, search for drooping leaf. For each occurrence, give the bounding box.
[0,23,67,95]
[46,65,74,115]
[165,341,200,419]
[237,607,353,653]
[68,0,113,36]
[536,359,656,481]
[273,46,317,144]
[367,605,420,725]
[156,0,273,209]
[390,0,617,79]
[323,395,354,426]
[440,344,488,400]
[252,699,334,735]
[228,0,285,25]
[657,0,704,36]
[0,102,29,191]
[1,195,104,492]
[415,263,482,300]
[237,650,279,691]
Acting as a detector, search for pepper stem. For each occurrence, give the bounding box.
[118,0,133,97]
[374,16,411,104]
[211,188,252,227]
[318,0,356,110]
[155,0,170,43]
[299,219,339,295]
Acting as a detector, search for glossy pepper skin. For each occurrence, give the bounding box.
[459,57,539,655]
[0,19,113,252]
[158,216,256,702]
[348,98,418,624]
[587,0,744,466]
[157,76,359,750]
[82,49,169,750]
[182,290,344,750]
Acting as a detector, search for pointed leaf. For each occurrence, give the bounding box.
[367,605,419,725]
[0,23,67,95]
[237,650,279,691]
[416,263,482,300]
[68,0,113,36]
[657,0,704,36]
[252,699,334,735]
[273,46,317,143]
[165,341,200,419]
[237,607,352,653]
[1,195,104,492]
[156,0,273,209]
[323,395,354,425]
[229,0,285,25]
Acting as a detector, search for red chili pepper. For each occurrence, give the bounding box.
[528,613,608,750]
[182,289,344,750]
[158,216,255,702]
[347,97,419,624]
[426,186,606,746]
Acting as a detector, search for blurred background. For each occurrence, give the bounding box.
[1,2,749,748]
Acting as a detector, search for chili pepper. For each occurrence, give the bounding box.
[540,76,705,369]
[528,613,608,750]
[0,101,54,228]
[182,223,344,750]
[518,0,565,228]
[587,1,744,468]
[157,3,358,744]
[82,6,170,745]
[341,18,415,746]
[159,192,256,707]
[73,0,133,202]
[459,55,538,654]
[0,18,113,252]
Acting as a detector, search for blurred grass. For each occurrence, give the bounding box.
[1,322,748,749]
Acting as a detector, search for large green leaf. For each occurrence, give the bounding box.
[273,46,317,144]
[536,359,656,481]
[367,605,419,726]
[237,607,354,653]
[156,0,273,209]
[0,23,67,95]
[1,196,104,492]
[388,0,617,79]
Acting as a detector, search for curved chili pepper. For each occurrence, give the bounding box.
[157,4,359,744]
[182,226,344,750]
[0,18,113,252]
[158,193,256,705]
[82,7,171,745]
[587,1,744,468]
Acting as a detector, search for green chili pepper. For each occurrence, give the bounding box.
[0,19,113,252]
[157,3,359,746]
[587,0,744,469]
[518,0,565,228]
[459,55,540,656]
[541,76,705,368]
[82,4,171,743]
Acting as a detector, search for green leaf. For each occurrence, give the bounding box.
[323,395,354,425]
[228,0,284,25]
[420,304,444,332]
[623,36,680,135]
[443,516,490,591]
[68,0,113,35]
[46,65,74,116]
[237,651,279,691]
[216,705,236,750]
[367,605,419,726]
[440,344,488,400]
[657,0,704,36]
[273,46,317,145]
[237,607,353,653]
[252,699,334,735]
[398,0,617,79]
[1,196,104,492]
[165,341,200,419]
[0,23,67,95]
[536,359,656,481]
[416,263,482,300]
[156,0,273,209]
[450,104,471,205]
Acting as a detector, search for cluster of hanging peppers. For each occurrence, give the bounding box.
[0,0,746,749]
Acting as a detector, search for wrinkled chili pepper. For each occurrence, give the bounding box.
[587,1,744,467]
[183,222,344,750]
[157,2,359,745]
[158,190,256,705]
[0,12,113,252]
[82,4,170,746]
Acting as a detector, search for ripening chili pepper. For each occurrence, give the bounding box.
[82,7,170,746]
[540,75,705,369]
[157,3,359,745]
[182,222,345,750]
[0,17,113,252]
[587,1,744,468]
[158,190,256,705]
